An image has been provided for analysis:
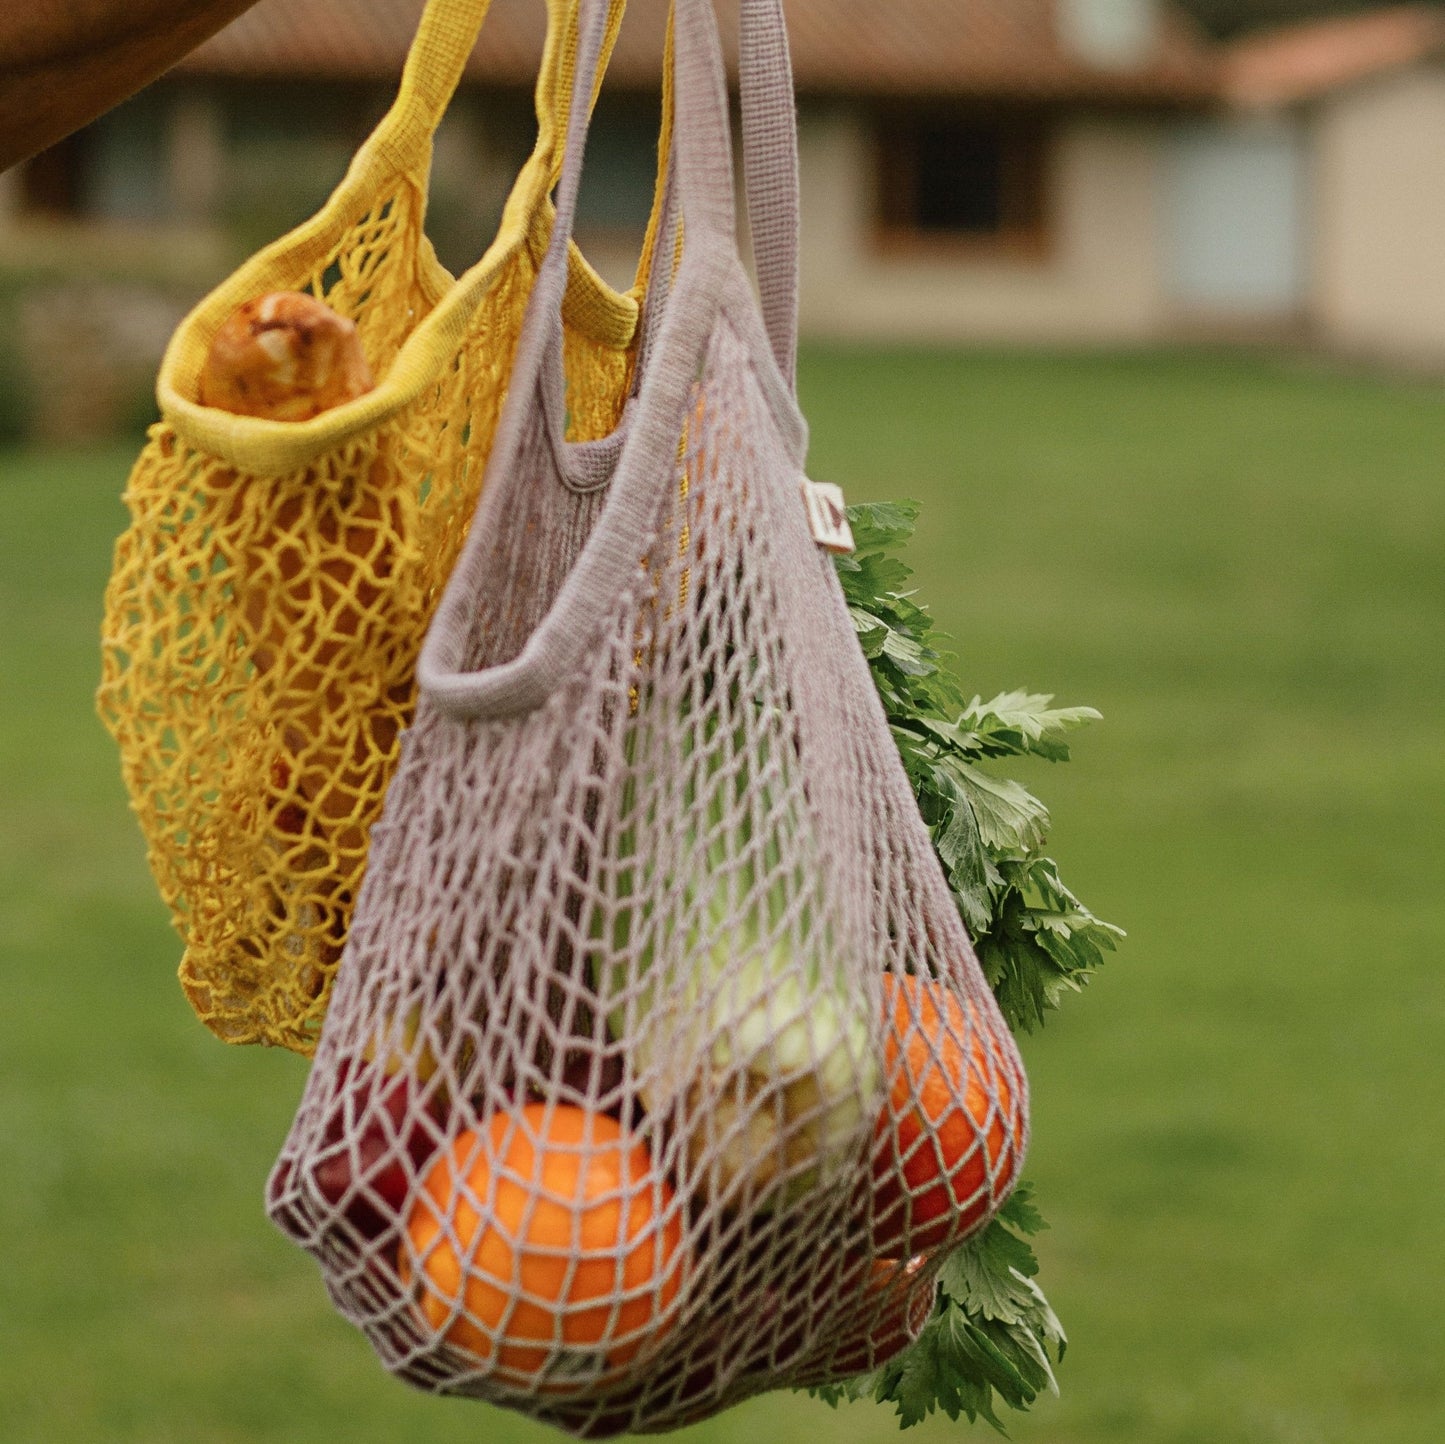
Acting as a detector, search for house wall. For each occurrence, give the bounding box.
[1164,115,1308,317]
[1313,64,1445,364]
[795,104,1172,346]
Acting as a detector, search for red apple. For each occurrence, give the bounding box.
[305,1055,440,1241]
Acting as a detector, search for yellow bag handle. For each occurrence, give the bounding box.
[155,0,657,473]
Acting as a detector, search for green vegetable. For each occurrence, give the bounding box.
[597,710,881,1212]
[812,500,1122,1429]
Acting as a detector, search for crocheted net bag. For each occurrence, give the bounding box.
[267,0,1028,1432]
[97,0,664,1051]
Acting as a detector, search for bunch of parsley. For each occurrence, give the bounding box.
[811,501,1122,1431]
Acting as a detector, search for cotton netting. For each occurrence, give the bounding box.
[97,0,653,1053]
[266,317,1029,1434]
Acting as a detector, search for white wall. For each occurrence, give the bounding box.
[1313,64,1445,363]
[1166,117,1308,316]
[795,105,1172,346]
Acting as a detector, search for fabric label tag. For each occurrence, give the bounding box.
[801,478,855,554]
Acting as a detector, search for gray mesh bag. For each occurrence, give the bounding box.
[266,0,1029,1433]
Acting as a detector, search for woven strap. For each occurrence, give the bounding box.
[635,0,800,393]
[739,0,801,387]
[535,0,800,481]
[418,0,805,721]
[155,0,647,469]
[381,0,626,180]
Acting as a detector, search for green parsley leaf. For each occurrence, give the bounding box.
[831,499,1121,1035]
[805,502,1117,1429]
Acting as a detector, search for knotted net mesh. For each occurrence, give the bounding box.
[267,315,1029,1434]
[97,172,642,1052]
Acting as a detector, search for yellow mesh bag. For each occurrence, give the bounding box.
[98,0,673,1054]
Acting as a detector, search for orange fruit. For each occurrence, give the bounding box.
[871,975,1024,1254]
[401,1102,685,1392]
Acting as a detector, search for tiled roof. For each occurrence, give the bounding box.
[179,0,1218,104]
[1224,4,1445,108]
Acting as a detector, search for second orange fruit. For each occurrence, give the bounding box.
[872,975,1025,1254]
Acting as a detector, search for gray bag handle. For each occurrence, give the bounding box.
[418,0,806,720]
[559,0,802,428]
[740,0,802,388]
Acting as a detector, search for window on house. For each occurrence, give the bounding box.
[875,111,1051,254]
[575,94,665,235]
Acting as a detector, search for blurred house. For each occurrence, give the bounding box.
[3,0,1445,439]
[1219,3,1445,365]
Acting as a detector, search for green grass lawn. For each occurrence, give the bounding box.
[2,347,1441,1444]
